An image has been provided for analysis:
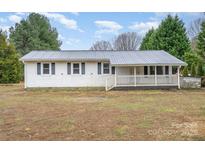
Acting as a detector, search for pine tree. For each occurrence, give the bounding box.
[196,62,204,77]
[0,30,21,83]
[9,13,62,56]
[154,15,191,60]
[197,21,205,61]
[183,52,200,70]
[182,66,189,77]
[140,28,156,50]
[191,63,196,77]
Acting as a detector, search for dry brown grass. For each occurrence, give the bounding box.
[0,83,205,140]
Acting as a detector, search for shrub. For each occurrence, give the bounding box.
[182,66,189,77]
[196,62,204,77]
[191,63,196,77]
[201,76,205,87]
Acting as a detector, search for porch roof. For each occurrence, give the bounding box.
[20,50,187,66]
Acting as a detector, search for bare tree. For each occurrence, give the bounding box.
[188,13,205,50]
[113,32,141,50]
[90,40,113,50]
[188,18,204,39]
[188,13,205,39]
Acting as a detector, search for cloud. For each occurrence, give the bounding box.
[70,12,79,16]
[41,13,83,32]
[65,38,80,45]
[15,12,27,16]
[0,25,10,32]
[58,34,65,40]
[9,15,22,23]
[94,20,123,38]
[128,21,159,35]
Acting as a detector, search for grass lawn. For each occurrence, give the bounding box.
[0,84,205,140]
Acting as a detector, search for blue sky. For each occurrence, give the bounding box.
[0,12,203,50]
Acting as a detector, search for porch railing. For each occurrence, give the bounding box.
[116,75,178,86]
[106,75,178,90]
[105,75,115,91]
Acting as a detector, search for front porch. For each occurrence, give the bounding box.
[105,65,180,91]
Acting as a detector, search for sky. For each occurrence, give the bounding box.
[0,12,203,50]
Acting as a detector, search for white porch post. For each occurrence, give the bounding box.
[155,66,157,86]
[115,67,117,87]
[177,66,181,89]
[134,67,136,86]
[24,62,27,89]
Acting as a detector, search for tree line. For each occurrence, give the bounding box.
[0,13,205,83]
[91,14,205,77]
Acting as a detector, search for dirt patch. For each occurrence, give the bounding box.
[0,83,205,140]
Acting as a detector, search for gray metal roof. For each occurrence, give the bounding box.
[20,50,187,66]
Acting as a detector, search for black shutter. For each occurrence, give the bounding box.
[98,62,101,74]
[37,63,41,75]
[81,63,85,74]
[67,63,71,75]
[144,66,148,75]
[111,66,115,74]
[51,63,55,75]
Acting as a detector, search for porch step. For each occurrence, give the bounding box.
[112,85,178,90]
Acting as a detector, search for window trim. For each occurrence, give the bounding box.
[72,63,80,74]
[42,63,51,75]
[103,62,110,74]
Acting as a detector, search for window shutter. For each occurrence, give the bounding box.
[144,66,148,75]
[81,63,85,75]
[67,63,71,75]
[98,62,101,74]
[37,63,41,75]
[51,63,55,75]
[111,66,115,74]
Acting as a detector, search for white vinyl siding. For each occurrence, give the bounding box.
[25,61,111,88]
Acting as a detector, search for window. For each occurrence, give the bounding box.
[144,66,148,75]
[67,63,71,75]
[43,63,50,74]
[37,63,41,75]
[172,66,178,74]
[81,63,85,75]
[73,63,80,74]
[165,66,169,75]
[51,63,55,75]
[103,63,110,74]
[97,62,101,74]
[157,66,163,75]
[111,66,115,74]
[150,66,155,75]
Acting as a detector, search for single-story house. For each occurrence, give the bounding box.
[20,50,187,90]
